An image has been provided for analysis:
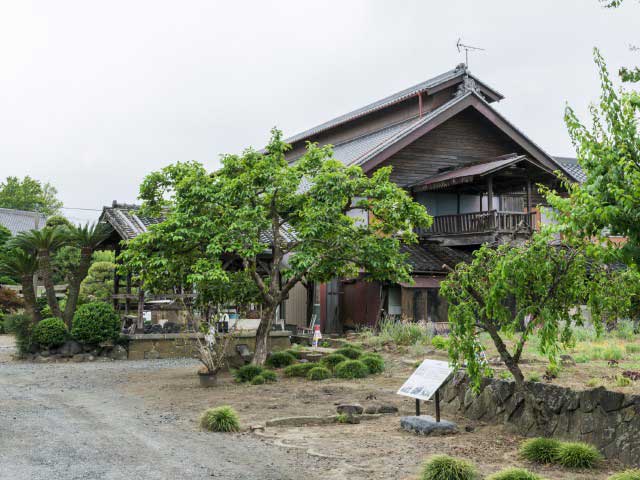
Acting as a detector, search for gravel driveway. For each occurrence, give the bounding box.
[0,338,321,480]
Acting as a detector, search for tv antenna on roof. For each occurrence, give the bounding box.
[456,38,485,68]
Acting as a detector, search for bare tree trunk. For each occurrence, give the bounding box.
[20,274,41,323]
[484,320,525,387]
[63,246,92,328]
[252,304,276,365]
[38,248,62,318]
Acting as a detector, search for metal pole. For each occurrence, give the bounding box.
[435,390,441,423]
[415,398,421,417]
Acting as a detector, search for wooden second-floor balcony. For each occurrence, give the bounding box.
[416,210,537,246]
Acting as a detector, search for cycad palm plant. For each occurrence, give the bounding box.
[62,223,111,326]
[0,248,41,322]
[13,227,67,318]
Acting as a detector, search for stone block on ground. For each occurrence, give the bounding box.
[400,415,457,436]
[108,345,128,361]
[336,403,363,415]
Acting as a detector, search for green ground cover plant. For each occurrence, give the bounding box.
[334,359,368,379]
[519,438,561,464]
[234,365,265,383]
[608,470,640,480]
[320,353,348,370]
[307,366,331,381]
[359,353,385,374]
[486,468,544,480]
[200,406,240,432]
[554,441,602,469]
[334,346,362,359]
[420,455,478,480]
[265,351,296,368]
[283,362,317,377]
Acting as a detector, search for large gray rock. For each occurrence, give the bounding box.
[59,340,82,357]
[400,415,457,436]
[108,345,128,361]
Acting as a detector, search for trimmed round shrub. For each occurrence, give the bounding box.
[33,317,68,348]
[420,455,477,480]
[609,470,640,480]
[335,360,369,379]
[554,441,602,469]
[234,364,264,383]
[261,369,277,382]
[359,353,385,374]
[285,348,303,359]
[335,346,362,359]
[321,353,348,370]
[283,362,317,377]
[519,437,561,464]
[251,375,266,385]
[71,302,120,345]
[486,468,543,480]
[265,351,296,368]
[307,366,331,381]
[200,406,240,432]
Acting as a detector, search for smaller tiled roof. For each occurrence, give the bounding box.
[400,243,471,274]
[99,202,164,241]
[554,157,586,183]
[0,208,47,235]
[411,155,542,191]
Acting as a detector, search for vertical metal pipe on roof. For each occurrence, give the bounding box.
[418,92,423,117]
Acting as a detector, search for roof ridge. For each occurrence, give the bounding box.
[0,207,47,216]
[285,65,475,145]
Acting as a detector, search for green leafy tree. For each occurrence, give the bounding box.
[122,129,431,364]
[0,225,11,250]
[440,231,636,389]
[0,248,40,322]
[45,215,72,229]
[0,176,62,216]
[546,50,640,263]
[600,1,640,83]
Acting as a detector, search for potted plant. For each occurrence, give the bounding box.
[195,325,235,387]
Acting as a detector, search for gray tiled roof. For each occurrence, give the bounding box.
[99,202,164,240]
[400,243,471,274]
[0,208,47,235]
[285,64,503,145]
[554,157,586,183]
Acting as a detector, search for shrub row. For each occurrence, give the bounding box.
[4,302,120,353]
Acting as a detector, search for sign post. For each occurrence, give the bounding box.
[397,359,452,423]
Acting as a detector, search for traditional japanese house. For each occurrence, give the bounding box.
[282,63,581,332]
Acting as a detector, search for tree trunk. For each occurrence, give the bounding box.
[63,246,93,328]
[252,304,277,365]
[38,248,62,318]
[484,319,525,387]
[20,274,41,323]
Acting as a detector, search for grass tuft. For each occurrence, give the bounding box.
[307,366,331,381]
[321,353,349,370]
[200,406,240,432]
[334,346,363,359]
[283,362,317,377]
[234,365,264,383]
[486,468,543,480]
[554,441,602,469]
[265,351,296,368]
[519,437,561,464]
[359,353,385,374]
[608,470,640,480]
[334,359,369,379]
[431,335,450,351]
[420,455,478,480]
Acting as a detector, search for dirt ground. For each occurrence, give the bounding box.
[124,349,624,480]
[1,334,628,479]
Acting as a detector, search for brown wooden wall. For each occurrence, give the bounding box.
[376,107,526,187]
[340,280,381,329]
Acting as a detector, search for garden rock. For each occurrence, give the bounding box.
[400,415,457,436]
[108,345,128,361]
[59,340,83,357]
[560,354,576,366]
[336,404,363,415]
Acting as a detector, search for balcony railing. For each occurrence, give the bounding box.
[417,210,537,237]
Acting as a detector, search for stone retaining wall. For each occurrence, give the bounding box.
[440,372,640,466]
[125,331,291,361]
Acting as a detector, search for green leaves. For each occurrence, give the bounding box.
[122,128,431,311]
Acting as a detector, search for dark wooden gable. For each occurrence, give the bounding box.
[374,107,526,187]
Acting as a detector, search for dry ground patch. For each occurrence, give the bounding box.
[121,350,623,480]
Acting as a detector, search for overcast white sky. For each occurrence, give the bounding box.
[1,0,638,223]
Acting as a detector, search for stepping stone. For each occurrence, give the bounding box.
[400,415,457,436]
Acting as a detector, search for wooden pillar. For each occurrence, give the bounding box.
[487,175,494,211]
[136,282,144,331]
[113,245,121,310]
[125,273,132,315]
[526,178,533,229]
